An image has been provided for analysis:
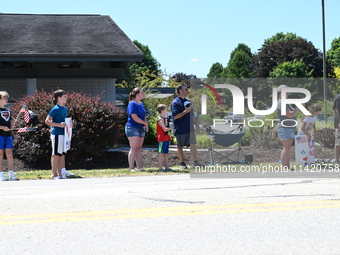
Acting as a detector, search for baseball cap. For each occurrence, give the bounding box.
[184,100,192,107]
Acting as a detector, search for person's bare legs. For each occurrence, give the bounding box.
[158,153,164,169]
[61,155,65,169]
[335,146,340,162]
[5,149,14,170]
[164,154,169,170]
[190,144,198,162]
[177,147,184,164]
[281,138,293,169]
[0,150,4,172]
[58,155,65,176]
[51,155,61,177]
[135,137,144,170]
[128,136,144,170]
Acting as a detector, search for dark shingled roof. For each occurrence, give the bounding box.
[0,13,143,60]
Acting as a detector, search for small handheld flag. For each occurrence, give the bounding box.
[14,127,35,133]
[19,105,30,123]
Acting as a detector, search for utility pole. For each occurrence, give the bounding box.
[322,0,327,122]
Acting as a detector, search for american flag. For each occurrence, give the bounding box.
[16,127,28,133]
[19,105,30,123]
[16,127,35,133]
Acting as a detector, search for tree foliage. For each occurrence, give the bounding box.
[222,51,253,78]
[222,43,253,78]
[335,67,340,78]
[171,72,197,87]
[327,37,340,67]
[207,62,224,79]
[269,59,313,78]
[117,40,161,87]
[252,38,333,78]
[263,32,302,46]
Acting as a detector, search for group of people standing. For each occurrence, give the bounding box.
[276,84,340,169]
[0,89,71,181]
[125,84,203,172]
[126,84,340,171]
[1,84,338,180]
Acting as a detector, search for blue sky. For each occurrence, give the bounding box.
[2,0,339,78]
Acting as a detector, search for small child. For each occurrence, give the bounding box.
[0,91,19,181]
[297,104,322,142]
[156,104,173,172]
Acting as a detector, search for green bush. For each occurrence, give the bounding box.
[143,116,158,145]
[240,129,251,146]
[248,125,280,149]
[199,115,214,125]
[196,133,212,148]
[12,91,125,165]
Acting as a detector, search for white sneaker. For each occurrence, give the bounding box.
[9,176,20,181]
[64,171,75,177]
[54,176,62,179]
[1,175,9,181]
[61,175,67,179]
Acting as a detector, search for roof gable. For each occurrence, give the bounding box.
[0,14,143,58]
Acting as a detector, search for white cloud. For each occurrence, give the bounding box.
[189,58,200,63]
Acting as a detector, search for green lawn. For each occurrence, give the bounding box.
[15,167,190,180]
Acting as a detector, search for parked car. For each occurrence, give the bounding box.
[224,113,245,123]
[232,114,245,123]
[247,114,266,120]
[223,112,233,120]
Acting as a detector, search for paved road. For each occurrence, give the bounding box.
[1,175,340,255]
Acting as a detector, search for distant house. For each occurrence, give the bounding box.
[115,87,176,106]
[0,13,144,102]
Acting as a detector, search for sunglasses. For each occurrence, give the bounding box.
[183,88,188,91]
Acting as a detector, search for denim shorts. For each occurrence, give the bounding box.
[277,126,295,140]
[125,125,145,138]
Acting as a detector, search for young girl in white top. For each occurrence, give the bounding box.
[298,104,322,142]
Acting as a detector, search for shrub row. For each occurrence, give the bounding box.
[12,91,125,165]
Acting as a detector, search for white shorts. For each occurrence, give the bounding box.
[51,135,66,156]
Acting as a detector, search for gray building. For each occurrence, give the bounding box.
[0,13,144,102]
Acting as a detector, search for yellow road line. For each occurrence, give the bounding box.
[1,200,339,226]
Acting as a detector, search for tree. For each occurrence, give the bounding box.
[222,43,253,78]
[252,38,333,78]
[269,59,313,78]
[207,62,224,78]
[229,43,252,59]
[117,40,161,87]
[335,67,340,78]
[171,72,197,87]
[327,37,340,67]
[222,51,253,78]
[263,32,302,45]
